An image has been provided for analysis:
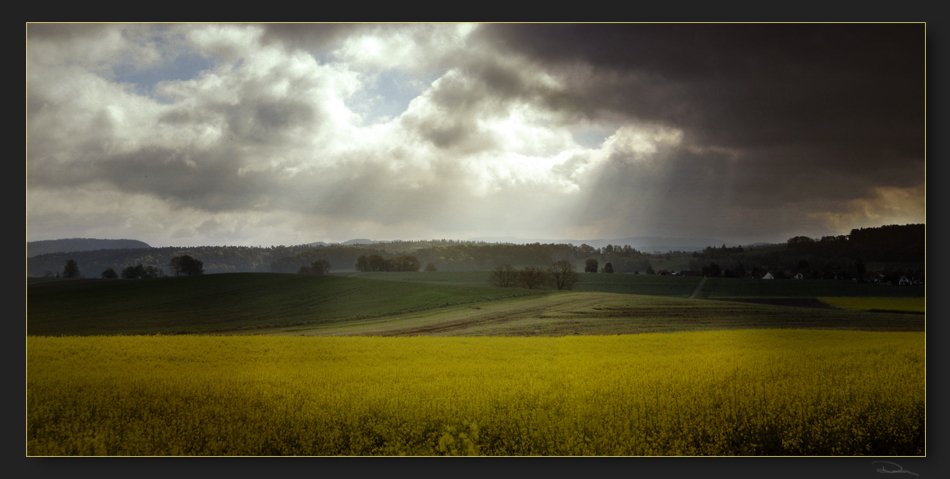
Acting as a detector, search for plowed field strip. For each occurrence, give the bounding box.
[358,294,606,336]
[273,291,924,337]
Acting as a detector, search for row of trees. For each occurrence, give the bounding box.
[48,256,205,281]
[489,261,581,290]
[31,245,313,277]
[584,259,614,273]
[119,264,164,279]
[354,254,422,272]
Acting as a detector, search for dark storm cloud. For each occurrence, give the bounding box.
[27,23,925,247]
[477,23,924,158]
[28,146,276,212]
[458,23,926,240]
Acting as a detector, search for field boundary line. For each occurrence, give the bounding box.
[689,277,707,299]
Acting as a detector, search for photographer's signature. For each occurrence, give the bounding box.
[872,461,918,476]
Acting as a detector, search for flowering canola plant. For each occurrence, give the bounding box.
[27,330,924,456]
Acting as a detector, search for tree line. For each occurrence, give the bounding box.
[29,245,316,277]
[47,255,205,280]
[29,224,923,279]
[489,261,581,290]
[689,224,924,280]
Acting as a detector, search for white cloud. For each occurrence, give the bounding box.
[332,23,478,74]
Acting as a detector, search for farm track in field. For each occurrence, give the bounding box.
[278,292,924,337]
[362,295,608,336]
[689,277,707,299]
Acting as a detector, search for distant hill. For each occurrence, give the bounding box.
[27,238,151,258]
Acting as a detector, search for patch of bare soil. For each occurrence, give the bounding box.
[707,297,838,309]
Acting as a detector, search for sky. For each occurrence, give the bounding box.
[26,23,926,248]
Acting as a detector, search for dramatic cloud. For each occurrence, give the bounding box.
[27,23,925,247]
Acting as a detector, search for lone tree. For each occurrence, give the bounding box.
[550,260,580,290]
[63,259,80,278]
[585,258,598,273]
[311,259,331,275]
[517,266,547,289]
[391,254,421,272]
[170,255,204,276]
[603,262,614,273]
[702,262,721,278]
[355,255,370,272]
[489,264,518,288]
[424,262,438,272]
[101,267,118,279]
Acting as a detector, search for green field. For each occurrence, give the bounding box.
[343,271,703,297]
[27,273,548,336]
[28,273,923,337]
[342,271,926,300]
[27,331,924,456]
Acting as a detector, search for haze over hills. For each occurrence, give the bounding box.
[26,223,923,279]
[27,238,151,258]
[306,236,745,252]
[468,236,742,252]
[28,236,771,258]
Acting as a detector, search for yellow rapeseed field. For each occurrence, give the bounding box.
[26,330,924,456]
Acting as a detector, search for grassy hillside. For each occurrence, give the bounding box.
[27,273,548,336]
